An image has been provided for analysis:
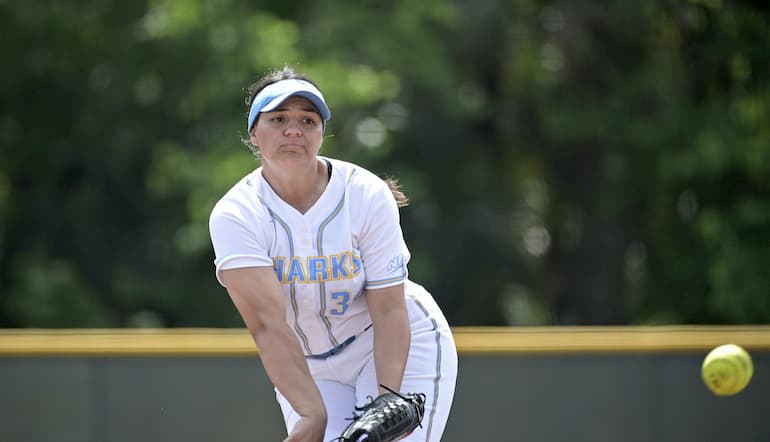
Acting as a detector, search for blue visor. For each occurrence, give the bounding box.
[247,79,331,132]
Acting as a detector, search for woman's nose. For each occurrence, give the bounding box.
[284,119,302,136]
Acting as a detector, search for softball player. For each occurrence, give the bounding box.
[209,67,457,442]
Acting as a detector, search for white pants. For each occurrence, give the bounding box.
[276,284,458,442]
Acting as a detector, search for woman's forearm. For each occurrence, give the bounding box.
[367,285,411,394]
[372,309,410,393]
[253,323,327,420]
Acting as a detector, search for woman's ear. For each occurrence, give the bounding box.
[249,127,259,147]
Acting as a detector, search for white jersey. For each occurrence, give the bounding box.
[209,157,410,356]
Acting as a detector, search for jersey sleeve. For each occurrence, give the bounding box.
[208,199,274,287]
[357,178,410,290]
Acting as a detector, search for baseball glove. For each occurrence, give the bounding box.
[333,384,426,442]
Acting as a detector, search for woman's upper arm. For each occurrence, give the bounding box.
[365,284,407,318]
[356,179,410,290]
[221,266,286,334]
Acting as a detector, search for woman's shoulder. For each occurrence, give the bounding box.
[210,168,271,219]
[326,157,388,189]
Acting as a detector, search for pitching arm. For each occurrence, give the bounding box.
[221,266,326,441]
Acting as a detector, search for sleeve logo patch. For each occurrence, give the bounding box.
[386,255,405,274]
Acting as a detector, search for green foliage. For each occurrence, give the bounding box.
[0,0,768,327]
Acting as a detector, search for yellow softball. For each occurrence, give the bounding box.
[701,343,754,396]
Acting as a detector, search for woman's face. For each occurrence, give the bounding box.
[250,96,324,166]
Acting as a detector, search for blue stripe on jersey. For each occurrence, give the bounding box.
[411,296,443,442]
[315,192,346,348]
[344,164,358,185]
[366,264,407,289]
[261,199,312,354]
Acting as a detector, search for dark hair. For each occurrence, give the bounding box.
[385,177,409,208]
[245,66,321,110]
[243,66,409,208]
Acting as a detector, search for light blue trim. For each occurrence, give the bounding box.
[260,197,312,354]
[365,275,407,289]
[366,262,407,289]
[315,193,346,347]
[411,297,443,442]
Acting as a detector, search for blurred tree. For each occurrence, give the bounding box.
[637,0,770,323]
[0,0,768,327]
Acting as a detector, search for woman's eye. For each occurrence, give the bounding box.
[303,117,318,125]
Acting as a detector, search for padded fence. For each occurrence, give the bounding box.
[2,326,769,442]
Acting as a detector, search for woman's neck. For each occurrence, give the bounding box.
[262,159,328,214]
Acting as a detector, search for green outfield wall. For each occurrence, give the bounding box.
[1,327,768,442]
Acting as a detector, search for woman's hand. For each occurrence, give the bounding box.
[283,413,327,442]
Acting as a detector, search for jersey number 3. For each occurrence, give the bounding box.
[329,291,351,315]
